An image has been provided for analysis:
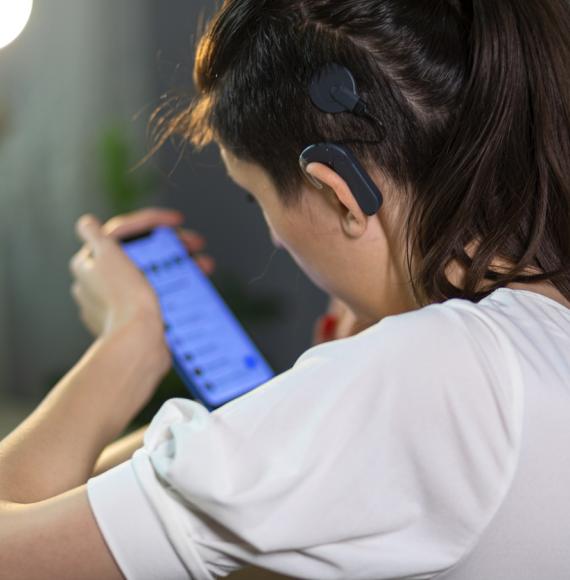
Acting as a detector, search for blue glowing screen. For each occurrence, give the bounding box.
[122,227,275,409]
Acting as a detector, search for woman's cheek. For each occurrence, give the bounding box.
[285,242,333,293]
[268,213,328,286]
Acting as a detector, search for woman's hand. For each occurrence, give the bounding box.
[70,214,162,342]
[70,208,215,339]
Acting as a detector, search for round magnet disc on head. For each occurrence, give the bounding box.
[309,64,359,114]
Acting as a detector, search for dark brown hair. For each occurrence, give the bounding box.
[151,0,570,307]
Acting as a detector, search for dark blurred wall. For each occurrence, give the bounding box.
[0,1,157,400]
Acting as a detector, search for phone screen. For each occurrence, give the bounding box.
[121,226,275,410]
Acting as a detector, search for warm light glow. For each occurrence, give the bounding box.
[0,0,33,50]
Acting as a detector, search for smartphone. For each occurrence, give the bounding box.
[121,226,275,410]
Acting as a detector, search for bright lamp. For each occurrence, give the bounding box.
[0,0,33,50]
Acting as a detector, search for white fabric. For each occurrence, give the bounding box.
[86,287,570,579]
[87,460,190,579]
[433,288,570,580]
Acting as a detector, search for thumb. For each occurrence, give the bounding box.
[76,214,105,251]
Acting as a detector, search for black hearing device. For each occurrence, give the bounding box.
[300,64,384,216]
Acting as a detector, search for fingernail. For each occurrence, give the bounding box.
[77,216,91,233]
[322,315,338,339]
[79,214,96,226]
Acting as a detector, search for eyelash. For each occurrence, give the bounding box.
[245,193,258,206]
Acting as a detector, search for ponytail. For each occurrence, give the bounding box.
[414,0,570,303]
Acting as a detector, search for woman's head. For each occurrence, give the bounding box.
[153,0,570,315]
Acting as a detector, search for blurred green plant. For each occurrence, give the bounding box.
[99,124,159,215]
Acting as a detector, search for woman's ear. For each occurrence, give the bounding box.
[305,162,369,238]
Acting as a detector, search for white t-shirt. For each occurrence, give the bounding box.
[86,287,570,579]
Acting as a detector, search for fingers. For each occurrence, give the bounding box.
[69,239,96,278]
[102,207,185,239]
[71,279,101,305]
[76,215,105,249]
[194,254,216,276]
[312,314,338,345]
[177,228,207,254]
[70,281,81,304]
[94,207,208,258]
[99,208,208,258]
[76,215,100,244]
[70,282,101,337]
[74,244,92,265]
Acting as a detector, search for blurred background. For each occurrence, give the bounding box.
[0,1,328,438]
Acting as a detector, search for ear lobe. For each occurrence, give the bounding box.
[305,162,369,238]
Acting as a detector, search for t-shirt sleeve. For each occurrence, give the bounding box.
[86,304,524,580]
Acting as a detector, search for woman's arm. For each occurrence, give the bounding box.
[0,486,124,579]
[92,424,148,478]
[0,315,162,576]
[0,320,168,504]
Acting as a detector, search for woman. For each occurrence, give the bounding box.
[2,0,570,578]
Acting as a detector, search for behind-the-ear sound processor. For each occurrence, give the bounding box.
[300,63,384,216]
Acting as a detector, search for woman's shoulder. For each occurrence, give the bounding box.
[297,295,497,371]
[294,293,524,418]
[134,293,525,579]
